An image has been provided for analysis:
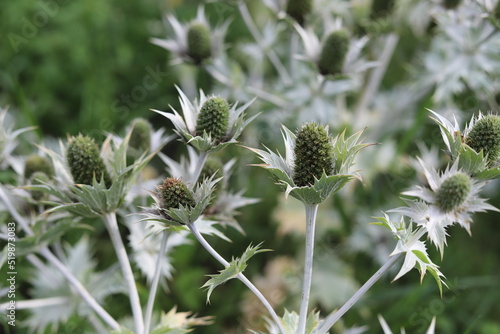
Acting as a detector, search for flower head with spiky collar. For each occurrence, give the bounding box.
[153,86,257,152]
[248,123,371,204]
[150,6,229,66]
[392,160,498,257]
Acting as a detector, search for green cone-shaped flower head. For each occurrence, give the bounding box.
[466,115,500,167]
[318,30,349,76]
[443,0,462,9]
[187,22,212,65]
[195,96,230,143]
[293,123,334,187]
[29,171,50,201]
[159,177,196,209]
[24,155,54,180]
[436,172,471,212]
[66,135,110,186]
[129,118,152,154]
[286,0,312,25]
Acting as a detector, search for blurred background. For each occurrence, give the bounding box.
[1,0,500,333]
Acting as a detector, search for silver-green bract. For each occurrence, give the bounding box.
[152,86,258,152]
[250,310,321,334]
[373,214,446,295]
[140,175,221,228]
[26,130,161,217]
[430,109,500,180]
[248,125,370,204]
[202,243,270,304]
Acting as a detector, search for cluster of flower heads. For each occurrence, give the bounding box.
[378,110,500,290]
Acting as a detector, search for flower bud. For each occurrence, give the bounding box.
[24,155,54,180]
[370,0,395,19]
[286,0,312,26]
[442,0,462,9]
[187,22,212,65]
[29,171,49,201]
[465,115,500,167]
[66,135,111,186]
[293,123,334,187]
[195,96,230,143]
[158,177,196,209]
[436,172,471,212]
[317,30,349,76]
[129,118,152,154]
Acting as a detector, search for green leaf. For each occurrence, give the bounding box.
[202,243,270,303]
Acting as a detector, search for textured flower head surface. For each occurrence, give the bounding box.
[294,22,377,78]
[430,109,500,178]
[142,175,221,227]
[392,159,498,256]
[150,6,230,65]
[24,154,54,180]
[28,129,164,216]
[153,86,258,152]
[248,124,370,204]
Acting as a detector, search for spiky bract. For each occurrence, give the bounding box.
[293,123,334,187]
[195,96,230,143]
[66,135,110,186]
[317,30,349,76]
[436,172,471,212]
[187,22,212,65]
[159,177,196,209]
[466,115,500,167]
[24,155,54,180]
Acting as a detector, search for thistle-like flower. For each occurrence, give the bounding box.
[248,124,370,204]
[24,155,54,180]
[294,23,376,78]
[158,177,196,210]
[392,160,498,256]
[153,86,257,152]
[317,29,350,77]
[66,135,111,187]
[128,118,152,156]
[150,6,229,65]
[464,114,500,167]
[430,110,500,178]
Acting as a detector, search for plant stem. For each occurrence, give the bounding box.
[297,203,319,334]
[238,1,292,85]
[103,212,144,334]
[143,231,170,334]
[189,150,209,186]
[354,33,399,122]
[317,227,427,334]
[188,222,287,334]
[0,186,120,330]
[38,247,121,330]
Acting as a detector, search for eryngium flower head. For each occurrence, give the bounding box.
[158,177,196,209]
[317,30,350,76]
[129,118,152,155]
[199,157,223,182]
[187,22,212,65]
[465,114,500,167]
[29,171,49,201]
[286,0,312,25]
[195,96,230,143]
[293,123,334,187]
[66,135,110,186]
[24,155,54,180]
[370,0,395,19]
[435,172,471,212]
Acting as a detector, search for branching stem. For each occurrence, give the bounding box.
[188,222,286,334]
[143,231,170,334]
